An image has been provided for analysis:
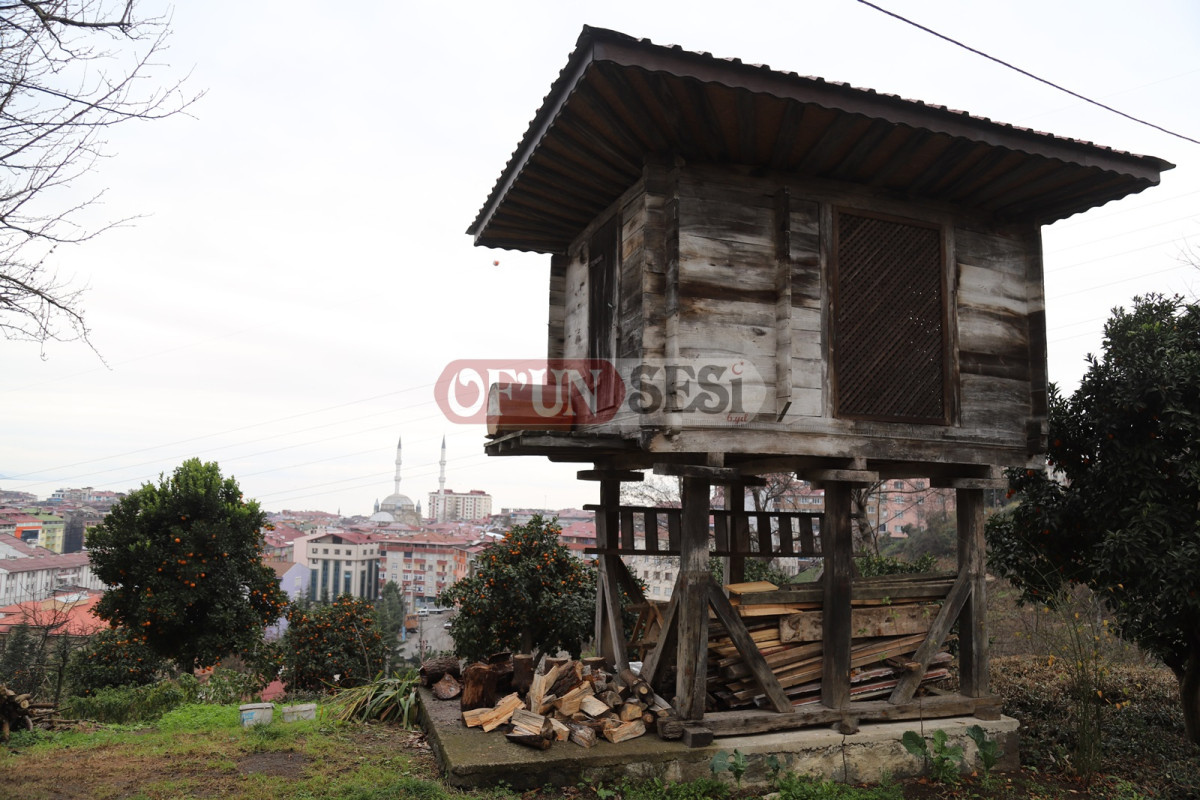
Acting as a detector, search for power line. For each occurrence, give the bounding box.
[855,0,1200,145]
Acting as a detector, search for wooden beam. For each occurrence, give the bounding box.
[577,469,645,482]
[654,463,748,483]
[888,572,972,704]
[706,582,793,713]
[600,555,630,673]
[806,469,880,485]
[727,482,747,584]
[675,476,711,720]
[696,693,1003,737]
[957,488,988,697]
[594,478,621,665]
[821,482,853,709]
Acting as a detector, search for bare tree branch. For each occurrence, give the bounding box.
[0,0,199,355]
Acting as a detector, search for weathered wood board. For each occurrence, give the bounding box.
[780,604,939,643]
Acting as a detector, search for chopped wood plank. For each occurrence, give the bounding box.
[462,707,490,728]
[725,581,778,595]
[480,693,524,733]
[720,641,824,678]
[580,695,611,718]
[510,708,552,738]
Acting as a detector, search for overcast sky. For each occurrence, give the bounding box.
[2,0,1198,514]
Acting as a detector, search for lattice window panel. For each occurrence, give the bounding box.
[833,212,946,423]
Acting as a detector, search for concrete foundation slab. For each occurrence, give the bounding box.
[420,689,1020,791]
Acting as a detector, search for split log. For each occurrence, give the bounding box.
[510,708,553,739]
[528,664,561,712]
[602,719,646,743]
[554,681,594,716]
[481,693,523,732]
[579,695,611,718]
[564,719,598,748]
[618,702,647,722]
[549,717,570,741]
[432,673,462,701]
[549,661,584,697]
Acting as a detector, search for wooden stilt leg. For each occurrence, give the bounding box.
[821,481,852,710]
[675,476,711,721]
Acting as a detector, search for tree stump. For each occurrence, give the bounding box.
[460,662,498,711]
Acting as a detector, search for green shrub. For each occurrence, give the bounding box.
[67,627,167,696]
[63,680,186,724]
[282,594,387,692]
[855,554,936,577]
[328,670,420,726]
[198,666,262,704]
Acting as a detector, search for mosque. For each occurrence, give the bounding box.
[367,435,493,524]
[368,436,423,526]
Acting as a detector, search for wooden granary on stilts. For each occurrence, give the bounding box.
[467,27,1171,742]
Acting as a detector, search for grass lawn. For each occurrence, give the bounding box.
[2,657,1197,800]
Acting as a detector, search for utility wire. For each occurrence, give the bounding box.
[855,0,1200,145]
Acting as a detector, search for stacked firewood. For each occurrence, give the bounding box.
[0,685,58,741]
[450,655,677,749]
[708,575,955,710]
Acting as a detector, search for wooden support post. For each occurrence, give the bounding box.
[727,482,747,585]
[594,477,623,668]
[957,487,988,697]
[821,481,853,710]
[675,475,711,721]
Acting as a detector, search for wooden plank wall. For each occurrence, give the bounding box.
[954,225,1039,448]
[675,168,777,412]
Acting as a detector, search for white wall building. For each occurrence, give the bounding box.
[0,552,102,607]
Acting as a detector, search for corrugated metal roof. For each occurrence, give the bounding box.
[469,26,1173,253]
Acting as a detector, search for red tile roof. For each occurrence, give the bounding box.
[0,590,107,636]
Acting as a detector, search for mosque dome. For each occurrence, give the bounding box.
[369,510,396,523]
[380,493,414,512]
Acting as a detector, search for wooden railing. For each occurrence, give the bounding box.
[584,505,823,558]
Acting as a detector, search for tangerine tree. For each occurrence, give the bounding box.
[987,294,1200,744]
[281,595,387,691]
[88,459,287,670]
[438,515,595,662]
